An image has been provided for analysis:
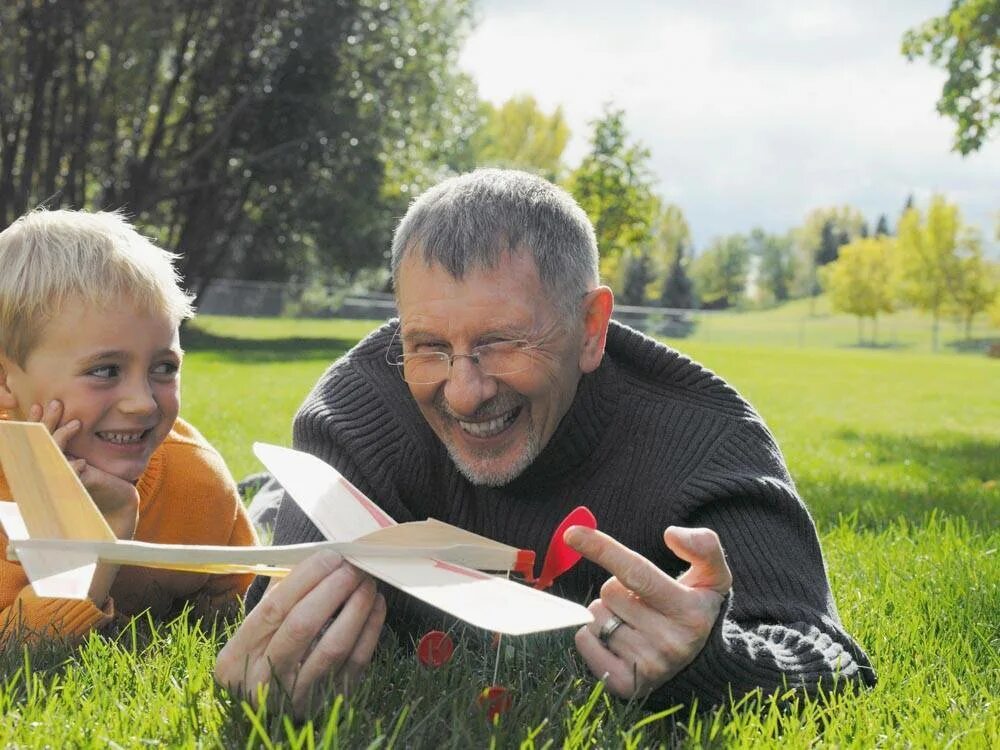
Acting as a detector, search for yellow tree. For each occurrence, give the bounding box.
[896,196,965,351]
[944,236,999,338]
[821,237,896,345]
[470,94,570,181]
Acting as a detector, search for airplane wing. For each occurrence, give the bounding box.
[253,442,593,635]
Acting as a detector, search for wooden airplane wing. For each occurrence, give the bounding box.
[253,442,593,635]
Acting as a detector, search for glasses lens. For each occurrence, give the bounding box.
[478,341,533,377]
[402,353,448,384]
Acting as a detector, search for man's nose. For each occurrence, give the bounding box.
[442,355,498,416]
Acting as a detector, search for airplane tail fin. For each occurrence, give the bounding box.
[0,421,115,598]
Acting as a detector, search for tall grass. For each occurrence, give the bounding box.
[0,312,996,747]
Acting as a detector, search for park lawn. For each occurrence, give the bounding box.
[0,314,996,748]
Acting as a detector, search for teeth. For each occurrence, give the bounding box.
[459,410,516,438]
[98,431,145,445]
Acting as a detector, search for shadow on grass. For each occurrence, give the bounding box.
[180,327,358,363]
[945,336,1000,355]
[802,429,999,530]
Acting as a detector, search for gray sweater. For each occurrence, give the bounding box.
[249,320,875,707]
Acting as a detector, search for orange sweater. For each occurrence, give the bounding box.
[0,417,258,643]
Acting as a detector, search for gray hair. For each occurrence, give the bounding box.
[390,169,599,317]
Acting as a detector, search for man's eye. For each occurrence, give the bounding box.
[415,342,448,353]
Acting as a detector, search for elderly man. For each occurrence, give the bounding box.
[216,169,875,715]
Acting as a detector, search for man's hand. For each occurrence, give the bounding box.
[215,551,386,718]
[28,401,139,539]
[564,525,732,699]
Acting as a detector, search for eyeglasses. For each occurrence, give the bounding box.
[387,337,540,385]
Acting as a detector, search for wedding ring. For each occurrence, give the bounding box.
[598,614,625,648]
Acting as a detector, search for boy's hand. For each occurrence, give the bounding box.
[28,401,140,540]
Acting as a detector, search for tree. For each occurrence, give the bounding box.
[902,0,1000,154]
[896,195,969,350]
[645,201,690,300]
[567,107,657,290]
[821,237,896,344]
[748,228,795,304]
[470,94,569,181]
[620,251,652,306]
[875,214,892,236]
[791,205,866,303]
[944,239,998,337]
[0,0,479,296]
[692,234,750,309]
[660,245,695,309]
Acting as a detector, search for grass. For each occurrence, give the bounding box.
[1,308,997,748]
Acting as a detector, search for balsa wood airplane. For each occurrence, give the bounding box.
[0,421,593,635]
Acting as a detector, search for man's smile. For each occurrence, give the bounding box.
[457,406,522,439]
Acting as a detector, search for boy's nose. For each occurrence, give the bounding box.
[442,356,498,417]
[119,380,158,415]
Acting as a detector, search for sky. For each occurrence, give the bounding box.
[459,0,999,254]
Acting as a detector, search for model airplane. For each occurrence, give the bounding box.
[0,421,593,635]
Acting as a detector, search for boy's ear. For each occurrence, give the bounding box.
[578,286,614,374]
[0,357,21,411]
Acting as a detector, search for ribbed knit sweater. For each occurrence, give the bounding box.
[250,320,876,707]
[0,417,258,643]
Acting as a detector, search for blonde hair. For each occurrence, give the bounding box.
[0,209,195,364]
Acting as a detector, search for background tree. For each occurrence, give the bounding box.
[875,213,892,236]
[660,244,695,309]
[748,228,796,304]
[792,205,866,308]
[944,238,998,337]
[896,195,968,351]
[620,250,652,306]
[470,94,569,181]
[0,0,478,298]
[692,234,750,309]
[902,0,1000,154]
[567,106,657,291]
[821,237,896,344]
[644,201,690,300]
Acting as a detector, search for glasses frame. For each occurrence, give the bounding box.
[385,328,541,385]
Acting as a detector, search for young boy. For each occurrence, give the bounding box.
[0,209,258,643]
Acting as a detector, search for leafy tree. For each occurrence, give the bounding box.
[944,239,998,337]
[988,291,1000,328]
[692,234,750,309]
[470,94,569,181]
[902,0,1000,154]
[896,195,971,350]
[567,106,657,290]
[645,201,690,300]
[0,0,478,297]
[791,205,866,302]
[620,251,652,306]
[821,237,896,344]
[748,228,795,304]
[660,245,695,309]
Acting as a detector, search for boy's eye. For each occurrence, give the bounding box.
[88,365,119,379]
[151,361,180,377]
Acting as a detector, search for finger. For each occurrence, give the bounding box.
[294,578,380,702]
[665,527,732,594]
[39,400,64,433]
[27,404,43,422]
[263,563,369,675]
[224,551,347,657]
[50,419,81,452]
[564,526,682,612]
[574,621,635,698]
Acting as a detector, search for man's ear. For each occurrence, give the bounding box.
[0,356,21,412]
[578,286,614,374]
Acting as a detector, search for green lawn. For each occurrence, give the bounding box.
[1,312,997,748]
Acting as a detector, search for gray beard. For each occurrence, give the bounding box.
[443,415,541,487]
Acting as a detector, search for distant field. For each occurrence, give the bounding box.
[1,313,994,747]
